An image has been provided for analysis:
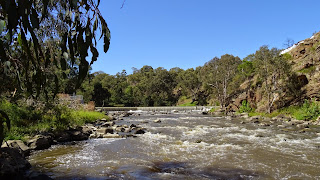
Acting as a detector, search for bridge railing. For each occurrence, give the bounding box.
[95,106,217,112]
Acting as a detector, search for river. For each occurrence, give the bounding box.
[28,111,320,179]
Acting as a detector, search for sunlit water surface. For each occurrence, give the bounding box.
[28,111,320,179]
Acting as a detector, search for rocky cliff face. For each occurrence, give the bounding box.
[286,32,320,99]
[231,32,320,112]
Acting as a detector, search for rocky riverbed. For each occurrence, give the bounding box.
[0,111,146,179]
[1,110,320,179]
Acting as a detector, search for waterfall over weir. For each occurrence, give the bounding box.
[95,106,215,112]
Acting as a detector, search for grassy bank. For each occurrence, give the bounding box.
[0,100,108,141]
[238,99,320,121]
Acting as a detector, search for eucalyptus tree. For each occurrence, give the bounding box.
[253,46,291,113]
[0,0,110,142]
[0,0,110,100]
[177,67,202,103]
[202,54,241,109]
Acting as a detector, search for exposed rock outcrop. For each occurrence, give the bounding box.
[231,32,320,112]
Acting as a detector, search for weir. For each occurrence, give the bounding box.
[95,106,216,112]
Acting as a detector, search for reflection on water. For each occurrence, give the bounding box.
[28,112,320,179]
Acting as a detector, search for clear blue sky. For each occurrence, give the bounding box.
[91,0,320,75]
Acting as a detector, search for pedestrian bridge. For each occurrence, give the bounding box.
[95,106,216,112]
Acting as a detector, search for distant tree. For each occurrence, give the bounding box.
[202,54,241,109]
[283,38,295,48]
[177,68,202,103]
[253,46,291,113]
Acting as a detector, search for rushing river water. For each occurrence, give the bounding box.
[28,111,320,179]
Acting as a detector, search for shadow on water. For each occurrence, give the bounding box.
[55,161,269,180]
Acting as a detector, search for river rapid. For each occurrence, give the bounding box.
[28,111,320,179]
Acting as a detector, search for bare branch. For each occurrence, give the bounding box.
[121,0,127,9]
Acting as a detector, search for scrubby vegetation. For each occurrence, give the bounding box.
[238,100,254,113]
[245,99,320,121]
[0,100,107,141]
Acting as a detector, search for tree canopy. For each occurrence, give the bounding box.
[0,0,110,100]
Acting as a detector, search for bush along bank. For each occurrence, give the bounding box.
[0,102,147,179]
[209,100,320,133]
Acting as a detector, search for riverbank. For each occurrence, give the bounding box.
[0,111,146,179]
[211,108,320,133]
[2,107,320,179]
[27,111,320,179]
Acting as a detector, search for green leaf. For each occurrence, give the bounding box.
[93,18,98,31]
[54,74,59,99]
[76,60,89,89]
[0,110,10,144]
[68,36,75,66]
[17,33,22,46]
[0,20,5,33]
[41,0,50,21]
[104,35,110,53]
[61,57,67,70]
[0,40,6,61]
[31,8,40,29]
[63,52,69,60]
[71,0,78,9]
[4,61,11,67]
[71,30,77,36]
[90,45,99,65]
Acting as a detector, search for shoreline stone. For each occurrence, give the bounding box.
[0,111,146,179]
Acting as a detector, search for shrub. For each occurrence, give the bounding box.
[293,99,320,120]
[282,53,293,60]
[238,100,253,113]
[1,100,108,141]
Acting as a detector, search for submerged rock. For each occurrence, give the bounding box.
[134,128,146,134]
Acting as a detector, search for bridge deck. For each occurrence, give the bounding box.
[95,106,216,112]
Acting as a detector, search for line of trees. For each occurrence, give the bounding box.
[77,48,297,112]
[0,1,300,114]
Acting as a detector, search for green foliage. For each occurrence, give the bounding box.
[238,100,253,113]
[237,59,254,78]
[209,107,218,112]
[178,102,197,107]
[293,100,320,120]
[0,110,10,144]
[281,53,293,60]
[252,46,293,113]
[0,100,107,141]
[0,0,110,100]
[246,99,320,121]
[298,66,316,74]
[177,96,197,106]
[201,54,241,108]
[310,41,320,52]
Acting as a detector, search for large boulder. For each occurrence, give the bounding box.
[101,121,115,127]
[68,130,89,141]
[1,140,31,156]
[0,147,31,179]
[97,127,114,134]
[27,135,51,150]
[54,131,71,142]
